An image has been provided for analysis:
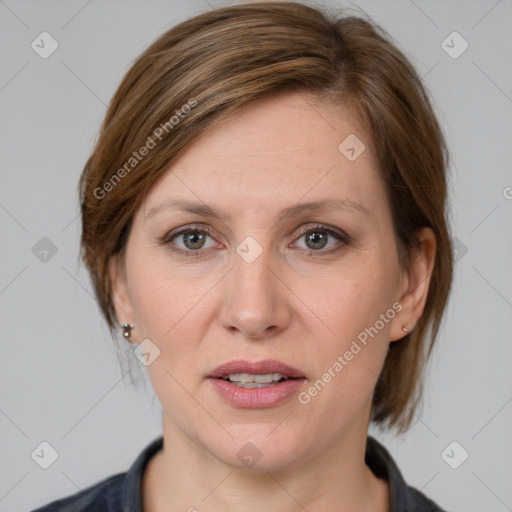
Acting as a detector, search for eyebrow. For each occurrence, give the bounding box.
[146,198,369,223]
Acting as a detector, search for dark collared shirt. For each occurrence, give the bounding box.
[31,436,447,511]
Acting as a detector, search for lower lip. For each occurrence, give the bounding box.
[208,378,306,408]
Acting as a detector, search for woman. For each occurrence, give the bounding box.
[33,2,453,511]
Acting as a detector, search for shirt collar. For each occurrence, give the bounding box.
[366,435,420,511]
[121,436,164,512]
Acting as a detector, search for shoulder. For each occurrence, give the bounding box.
[30,436,164,512]
[29,472,125,512]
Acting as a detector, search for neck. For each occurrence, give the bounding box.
[143,415,389,512]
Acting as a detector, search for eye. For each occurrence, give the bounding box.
[162,223,350,257]
[164,226,220,255]
[292,224,349,254]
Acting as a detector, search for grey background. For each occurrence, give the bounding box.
[1,0,511,510]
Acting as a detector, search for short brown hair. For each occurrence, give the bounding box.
[79,1,453,432]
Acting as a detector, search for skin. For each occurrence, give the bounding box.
[110,91,436,512]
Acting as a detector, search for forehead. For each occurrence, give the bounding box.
[140,91,384,219]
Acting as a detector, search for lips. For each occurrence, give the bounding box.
[208,359,306,380]
[207,359,306,408]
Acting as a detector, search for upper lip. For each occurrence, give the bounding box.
[208,359,306,379]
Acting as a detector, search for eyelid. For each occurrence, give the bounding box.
[162,224,216,242]
[292,223,351,244]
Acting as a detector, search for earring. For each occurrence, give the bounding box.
[402,327,409,333]
[121,323,134,339]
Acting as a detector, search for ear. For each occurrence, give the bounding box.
[109,254,135,337]
[389,227,436,342]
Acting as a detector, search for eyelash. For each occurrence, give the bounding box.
[161,224,351,258]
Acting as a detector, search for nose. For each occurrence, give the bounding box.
[219,248,291,340]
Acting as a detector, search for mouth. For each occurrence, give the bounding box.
[207,359,306,407]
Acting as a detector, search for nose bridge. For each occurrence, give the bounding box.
[220,239,289,338]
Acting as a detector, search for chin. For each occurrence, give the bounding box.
[202,424,310,472]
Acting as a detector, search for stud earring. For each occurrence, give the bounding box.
[402,327,409,333]
[121,323,135,339]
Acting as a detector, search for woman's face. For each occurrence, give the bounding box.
[112,91,419,470]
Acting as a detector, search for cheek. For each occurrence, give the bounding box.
[126,246,219,348]
[295,252,399,349]
[296,280,394,433]
[292,252,398,402]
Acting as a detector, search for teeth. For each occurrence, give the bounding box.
[222,373,288,387]
[254,374,275,383]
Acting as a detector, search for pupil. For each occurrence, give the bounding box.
[184,231,205,249]
[307,232,327,250]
